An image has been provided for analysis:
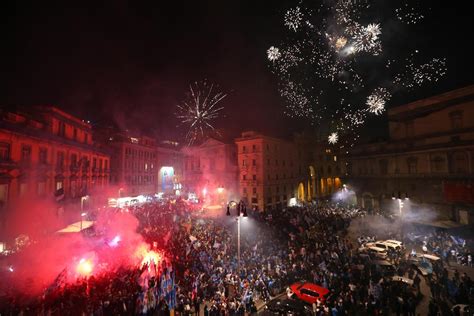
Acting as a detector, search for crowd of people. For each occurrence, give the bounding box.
[0,197,473,315]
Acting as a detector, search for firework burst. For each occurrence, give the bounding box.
[176,81,227,145]
[284,6,303,32]
[328,132,339,144]
[267,46,281,62]
[367,88,391,115]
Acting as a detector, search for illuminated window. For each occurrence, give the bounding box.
[333,156,337,162]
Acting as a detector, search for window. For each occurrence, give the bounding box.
[450,111,463,129]
[242,159,246,166]
[252,174,257,180]
[405,121,414,138]
[431,156,445,172]
[252,144,256,152]
[243,175,247,180]
[243,187,247,194]
[57,152,64,167]
[85,133,89,144]
[251,197,258,204]
[300,289,319,297]
[39,148,47,164]
[453,151,468,173]
[379,159,388,175]
[252,187,257,194]
[58,122,66,137]
[104,160,108,170]
[333,156,337,162]
[242,146,247,153]
[407,157,417,174]
[71,154,77,167]
[0,143,10,160]
[252,159,256,166]
[276,186,279,193]
[73,128,77,140]
[267,197,272,204]
[21,145,32,163]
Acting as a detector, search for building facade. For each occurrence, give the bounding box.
[182,138,238,204]
[346,85,474,223]
[0,106,110,209]
[235,131,305,211]
[156,145,183,195]
[105,132,158,197]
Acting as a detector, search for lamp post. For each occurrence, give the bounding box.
[80,212,87,231]
[80,195,89,231]
[392,192,408,238]
[226,200,247,274]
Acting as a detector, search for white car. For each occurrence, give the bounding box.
[385,240,404,249]
[366,241,401,252]
[359,245,388,259]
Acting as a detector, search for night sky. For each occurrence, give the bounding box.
[1,0,473,141]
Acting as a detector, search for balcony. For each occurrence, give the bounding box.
[0,159,18,170]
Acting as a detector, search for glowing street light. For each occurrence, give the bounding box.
[226,200,247,274]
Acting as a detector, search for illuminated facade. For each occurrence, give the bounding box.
[105,133,158,197]
[293,134,345,202]
[0,106,110,208]
[156,145,183,195]
[346,85,474,223]
[235,131,305,211]
[182,138,238,203]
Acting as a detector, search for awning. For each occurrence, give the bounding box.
[56,221,95,233]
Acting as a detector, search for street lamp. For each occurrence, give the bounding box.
[226,200,247,274]
[80,195,89,231]
[80,212,87,231]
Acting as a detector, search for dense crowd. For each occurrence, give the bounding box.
[0,198,473,315]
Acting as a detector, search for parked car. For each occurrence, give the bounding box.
[288,282,330,304]
[366,241,402,252]
[263,298,313,315]
[359,245,388,260]
[385,239,404,249]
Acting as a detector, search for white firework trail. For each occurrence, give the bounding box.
[176,81,227,145]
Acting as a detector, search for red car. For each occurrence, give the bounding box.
[288,282,330,304]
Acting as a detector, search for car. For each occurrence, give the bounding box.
[288,282,330,304]
[263,298,313,315]
[385,239,404,248]
[359,245,388,260]
[366,241,401,252]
